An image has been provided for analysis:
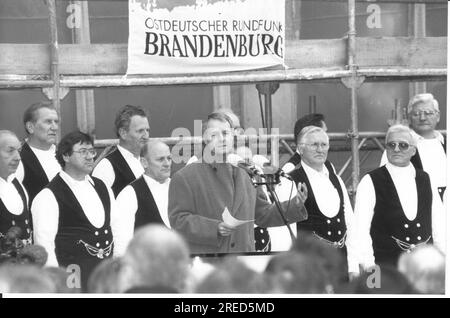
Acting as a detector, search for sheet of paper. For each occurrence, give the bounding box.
[222,207,254,229]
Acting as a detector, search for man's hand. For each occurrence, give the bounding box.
[297,182,308,203]
[218,222,235,237]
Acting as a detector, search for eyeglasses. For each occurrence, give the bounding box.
[72,148,97,157]
[386,142,412,152]
[410,110,437,117]
[301,142,330,150]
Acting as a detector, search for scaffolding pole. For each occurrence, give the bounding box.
[348,0,361,198]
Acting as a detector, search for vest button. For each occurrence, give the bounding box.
[338,231,342,235]
[327,231,332,236]
[261,239,265,244]
[416,223,421,228]
[327,220,331,224]
[95,231,99,236]
[404,224,409,229]
[406,237,410,242]
[96,243,100,247]
[260,229,264,234]
[26,228,30,234]
[25,220,29,225]
[337,218,341,223]
[417,236,422,241]
[11,220,15,226]
[104,229,108,234]
[106,241,109,245]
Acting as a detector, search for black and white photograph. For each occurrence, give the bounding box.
[0,0,447,299]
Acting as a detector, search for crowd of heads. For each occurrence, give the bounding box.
[0,226,445,295]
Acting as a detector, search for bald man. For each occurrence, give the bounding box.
[0,130,32,245]
[113,140,172,256]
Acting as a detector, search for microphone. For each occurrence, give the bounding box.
[227,155,261,178]
[262,165,293,181]
[236,161,261,178]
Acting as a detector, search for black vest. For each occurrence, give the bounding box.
[105,148,137,197]
[130,176,166,229]
[290,161,347,245]
[0,179,32,244]
[369,166,433,266]
[48,174,113,289]
[410,135,446,170]
[19,142,52,204]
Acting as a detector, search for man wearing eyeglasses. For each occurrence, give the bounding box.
[354,125,445,270]
[289,126,358,278]
[380,93,446,202]
[32,131,118,290]
[282,113,328,174]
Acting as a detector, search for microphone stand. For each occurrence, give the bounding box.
[251,174,297,245]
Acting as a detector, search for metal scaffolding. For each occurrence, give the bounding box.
[0,0,447,197]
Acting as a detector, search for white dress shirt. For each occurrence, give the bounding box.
[15,144,60,182]
[300,161,358,273]
[0,175,28,216]
[113,175,171,256]
[380,131,446,190]
[354,163,446,270]
[92,145,144,189]
[32,171,118,267]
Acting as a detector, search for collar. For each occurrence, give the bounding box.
[28,143,56,154]
[301,160,328,177]
[143,174,170,187]
[385,162,416,178]
[117,144,140,161]
[59,170,94,187]
[411,130,444,143]
[0,174,16,185]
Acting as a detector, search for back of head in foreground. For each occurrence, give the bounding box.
[0,264,56,293]
[341,265,416,294]
[121,225,190,293]
[265,251,329,294]
[195,257,272,294]
[398,245,445,294]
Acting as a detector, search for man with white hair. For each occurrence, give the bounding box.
[355,124,445,270]
[114,140,172,256]
[289,126,357,276]
[381,93,446,201]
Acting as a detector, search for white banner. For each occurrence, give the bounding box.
[127,0,285,75]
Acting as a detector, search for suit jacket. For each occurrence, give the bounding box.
[168,162,307,254]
